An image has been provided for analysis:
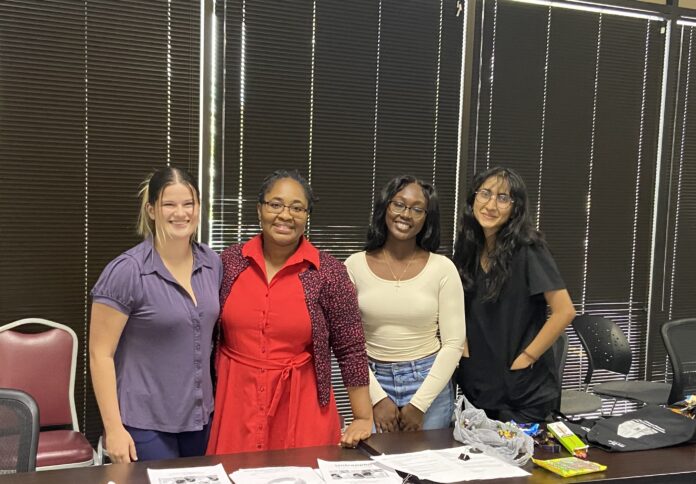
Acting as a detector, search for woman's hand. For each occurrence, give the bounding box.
[105,425,137,463]
[510,351,535,370]
[373,397,400,433]
[340,418,372,448]
[399,403,424,431]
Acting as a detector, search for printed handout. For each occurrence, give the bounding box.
[371,446,529,482]
[317,459,402,484]
[147,463,232,484]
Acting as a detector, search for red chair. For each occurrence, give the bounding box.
[0,318,95,470]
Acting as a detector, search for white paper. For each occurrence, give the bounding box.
[147,463,232,484]
[438,446,529,481]
[372,446,529,483]
[317,459,402,484]
[230,466,324,484]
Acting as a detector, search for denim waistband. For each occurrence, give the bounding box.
[368,351,437,375]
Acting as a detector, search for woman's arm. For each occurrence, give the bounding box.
[322,255,372,443]
[89,302,137,463]
[340,386,373,447]
[401,259,466,430]
[368,370,399,433]
[510,289,575,369]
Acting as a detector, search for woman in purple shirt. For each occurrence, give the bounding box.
[89,167,222,463]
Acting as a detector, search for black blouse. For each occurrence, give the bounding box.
[457,242,566,412]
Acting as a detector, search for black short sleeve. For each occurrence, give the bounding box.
[526,243,565,296]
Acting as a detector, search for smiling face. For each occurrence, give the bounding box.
[472,175,513,238]
[385,182,428,243]
[257,177,309,250]
[147,182,200,241]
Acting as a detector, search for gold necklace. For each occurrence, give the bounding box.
[383,249,418,287]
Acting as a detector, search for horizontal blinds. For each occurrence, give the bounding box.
[648,24,696,384]
[468,0,666,414]
[211,0,465,420]
[0,0,199,444]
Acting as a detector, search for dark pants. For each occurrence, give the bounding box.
[125,421,211,461]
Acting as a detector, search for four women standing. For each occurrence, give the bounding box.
[90,165,573,461]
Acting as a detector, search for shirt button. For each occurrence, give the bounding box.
[257,444,262,449]
[260,386,265,392]
[261,347,266,353]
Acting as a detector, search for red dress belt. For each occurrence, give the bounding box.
[220,345,312,447]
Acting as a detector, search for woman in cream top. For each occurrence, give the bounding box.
[345,175,465,432]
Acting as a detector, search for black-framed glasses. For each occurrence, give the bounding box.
[388,200,427,219]
[475,189,514,208]
[261,200,309,217]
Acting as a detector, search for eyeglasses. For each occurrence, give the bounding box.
[388,200,427,219]
[261,200,309,217]
[475,189,514,208]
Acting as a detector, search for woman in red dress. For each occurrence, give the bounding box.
[207,170,372,454]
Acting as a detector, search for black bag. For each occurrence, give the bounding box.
[586,405,696,452]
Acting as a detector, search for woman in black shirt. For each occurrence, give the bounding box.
[453,167,575,423]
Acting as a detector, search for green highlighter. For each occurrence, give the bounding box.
[547,421,589,459]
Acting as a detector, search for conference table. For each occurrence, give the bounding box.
[3,429,696,483]
[0,445,368,484]
[360,428,696,483]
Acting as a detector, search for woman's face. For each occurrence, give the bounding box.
[385,182,428,243]
[257,177,309,249]
[472,175,513,237]
[148,182,200,241]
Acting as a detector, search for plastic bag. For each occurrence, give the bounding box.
[452,395,534,466]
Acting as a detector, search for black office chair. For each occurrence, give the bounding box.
[0,388,40,474]
[553,331,603,416]
[661,318,696,404]
[573,315,670,410]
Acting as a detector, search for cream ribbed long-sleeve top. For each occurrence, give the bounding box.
[344,251,466,412]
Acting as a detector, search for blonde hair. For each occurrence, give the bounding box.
[136,167,200,242]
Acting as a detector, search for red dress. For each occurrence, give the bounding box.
[206,236,341,454]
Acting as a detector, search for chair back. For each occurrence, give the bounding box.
[661,318,696,404]
[572,315,632,385]
[0,388,39,473]
[552,331,569,388]
[0,319,79,430]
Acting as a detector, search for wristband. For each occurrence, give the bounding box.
[523,350,538,362]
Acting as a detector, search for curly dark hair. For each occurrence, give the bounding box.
[365,175,441,252]
[257,169,316,213]
[452,167,544,302]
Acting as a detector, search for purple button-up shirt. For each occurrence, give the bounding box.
[91,238,222,433]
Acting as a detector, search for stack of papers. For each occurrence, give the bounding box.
[371,446,529,482]
[147,446,528,484]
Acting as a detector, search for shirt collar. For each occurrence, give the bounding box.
[142,238,212,277]
[243,234,320,271]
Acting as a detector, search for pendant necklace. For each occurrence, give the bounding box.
[383,249,418,288]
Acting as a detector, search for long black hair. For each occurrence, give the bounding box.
[452,167,544,302]
[365,175,440,252]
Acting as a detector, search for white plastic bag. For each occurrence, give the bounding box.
[452,395,534,466]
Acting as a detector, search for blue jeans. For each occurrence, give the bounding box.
[369,353,454,430]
